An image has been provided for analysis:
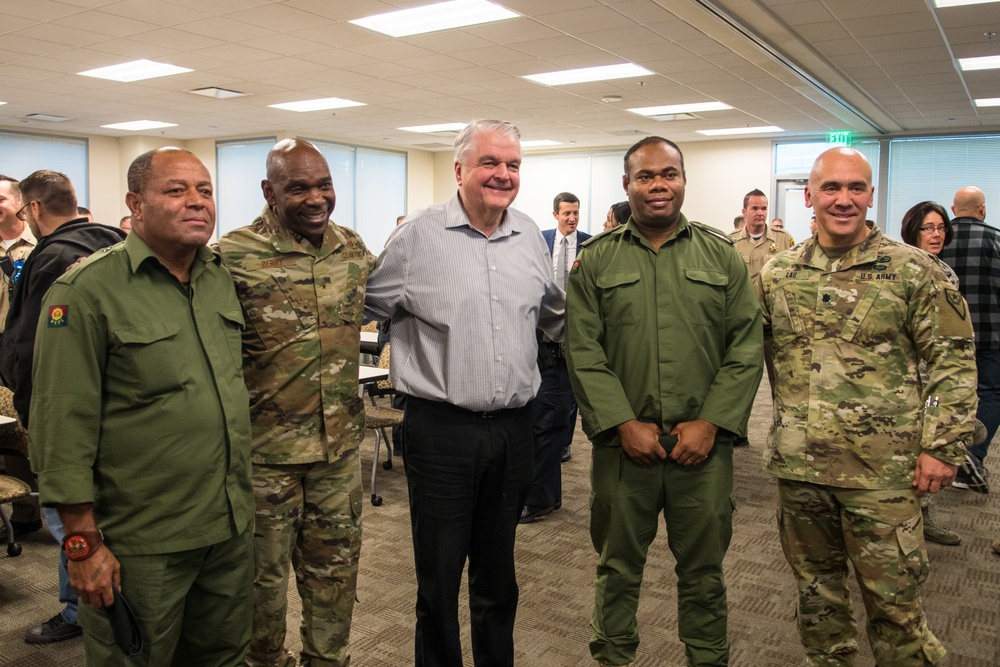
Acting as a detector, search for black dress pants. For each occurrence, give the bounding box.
[403,396,533,667]
[526,356,576,508]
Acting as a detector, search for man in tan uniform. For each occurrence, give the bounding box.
[728,189,794,279]
[0,174,38,535]
[729,189,794,436]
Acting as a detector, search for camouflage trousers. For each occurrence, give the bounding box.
[247,452,363,667]
[776,479,945,667]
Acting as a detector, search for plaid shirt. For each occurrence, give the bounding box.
[939,217,1000,350]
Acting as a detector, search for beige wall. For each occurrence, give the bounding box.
[676,138,773,232]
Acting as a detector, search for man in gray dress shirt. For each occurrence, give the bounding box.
[365,119,564,667]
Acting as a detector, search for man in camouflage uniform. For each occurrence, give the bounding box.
[757,147,978,666]
[217,139,375,667]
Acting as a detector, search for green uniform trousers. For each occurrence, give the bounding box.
[589,440,734,667]
[78,528,253,667]
[776,479,945,666]
[247,453,363,667]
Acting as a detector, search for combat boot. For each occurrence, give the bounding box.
[921,504,961,546]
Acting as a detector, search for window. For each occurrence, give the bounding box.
[516,151,626,235]
[887,135,1000,234]
[216,138,276,236]
[0,131,88,205]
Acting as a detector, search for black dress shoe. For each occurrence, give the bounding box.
[733,436,750,447]
[10,519,43,538]
[518,505,554,524]
[24,614,82,644]
[561,446,572,462]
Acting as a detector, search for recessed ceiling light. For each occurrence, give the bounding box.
[78,59,192,83]
[524,64,653,86]
[269,97,366,112]
[20,113,74,122]
[101,120,178,131]
[628,102,732,116]
[958,54,1000,71]
[975,97,1000,106]
[933,0,998,7]
[350,0,518,37]
[399,122,468,133]
[521,140,561,147]
[697,126,784,136]
[0,102,6,106]
[189,87,249,99]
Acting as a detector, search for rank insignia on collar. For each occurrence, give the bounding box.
[945,289,967,319]
[571,259,581,273]
[48,305,68,328]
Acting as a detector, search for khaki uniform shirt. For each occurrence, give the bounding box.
[218,205,375,465]
[729,224,794,279]
[566,216,763,443]
[0,226,36,331]
[756,225,978,490]
[29,234,253,554]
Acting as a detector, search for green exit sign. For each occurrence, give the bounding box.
[827,130,853,145]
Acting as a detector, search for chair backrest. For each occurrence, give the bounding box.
[374,343,394,393]
[0,387,29,459]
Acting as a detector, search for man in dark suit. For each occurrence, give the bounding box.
[521,192,592,523]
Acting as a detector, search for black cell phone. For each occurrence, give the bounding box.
[0,255,13,278]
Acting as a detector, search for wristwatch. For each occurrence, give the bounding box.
[63,530,104,561]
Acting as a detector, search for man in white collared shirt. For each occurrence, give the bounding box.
[521,192,591,523]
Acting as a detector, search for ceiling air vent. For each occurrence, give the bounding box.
[19,113,73,122]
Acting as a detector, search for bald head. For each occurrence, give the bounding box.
[952,186,985,220]
[262,138,335,247]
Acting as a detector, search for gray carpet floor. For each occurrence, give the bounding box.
[3,383,999,666]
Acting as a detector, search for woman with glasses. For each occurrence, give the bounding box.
[899,201,986,546]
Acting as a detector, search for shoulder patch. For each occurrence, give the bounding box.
[48,305,69,328]
[692,221,734,244]
[945,289,967,319]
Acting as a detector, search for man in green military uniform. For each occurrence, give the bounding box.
[217,139,375,667]
[566,136,763,667]
[29,147,255,666]
[757,147,978,666]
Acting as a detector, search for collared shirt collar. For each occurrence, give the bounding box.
[123,231,220,279]
[621,213,692,251]
[447,192,521,239]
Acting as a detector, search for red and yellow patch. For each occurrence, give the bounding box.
[570,259,582,273]
[48,305,68,328]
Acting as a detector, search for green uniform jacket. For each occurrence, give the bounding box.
[566,216,763,445]
[28,234,253,555]
[756,225,978,489]
[217,205,375,465]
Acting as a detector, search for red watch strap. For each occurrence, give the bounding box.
[63,530,104,561]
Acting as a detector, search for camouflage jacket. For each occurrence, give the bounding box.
[217,205,375,464]
[756,225,977,489]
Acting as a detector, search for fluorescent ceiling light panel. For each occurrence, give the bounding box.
[101,120,178,131]
[628,102,732,116]
[524,64,653,86]
[933,0,998,7]
[189,87,249,99]
[697,126,784,136]
[975,97,1000,107]
[269,97,365,112]
[0,102,6,106]
[399,122,468,133]
[350,0,518,37]
[78,59,192,82]
[959,55,1000,71]
[521,140,561,147]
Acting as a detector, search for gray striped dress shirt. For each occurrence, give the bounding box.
[364,194,565,412]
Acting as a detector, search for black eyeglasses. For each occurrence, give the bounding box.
[918,225,947,234]
[15,203,30,221]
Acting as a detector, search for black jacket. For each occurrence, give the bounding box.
[0,218,127,426]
